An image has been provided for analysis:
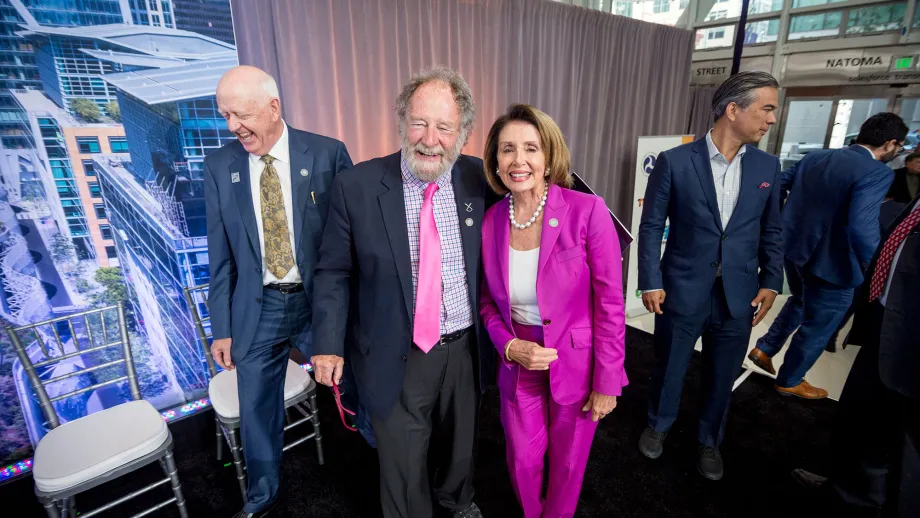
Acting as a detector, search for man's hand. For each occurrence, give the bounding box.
[211,338,233,370]
[582,391,618,422]
[751,289,778,327]
[642,290,666,315]
[507,340,558,370]
[311,355,344,387]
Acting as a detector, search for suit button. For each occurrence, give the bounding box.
[710,262,719,267]
[401,355,407,362]
[255,297,262,303]
[722,235,728,241]
[543,319,551,325]
[255,267,261,273]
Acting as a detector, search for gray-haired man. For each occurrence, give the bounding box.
[637,71,784,480]
[311,66,497,518]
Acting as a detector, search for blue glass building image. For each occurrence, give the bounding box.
[95,56,238,400]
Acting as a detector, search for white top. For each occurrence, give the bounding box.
[706,130,744,230]
[509,247,542,325]
[248,122,301,284]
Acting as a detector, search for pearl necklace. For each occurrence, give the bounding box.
[509,184,548,230]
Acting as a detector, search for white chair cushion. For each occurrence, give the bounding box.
[33,400,169,493]
[208,359,312,420]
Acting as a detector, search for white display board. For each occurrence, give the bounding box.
[625,135,694,318]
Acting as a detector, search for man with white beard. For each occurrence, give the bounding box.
[311,66,498,518]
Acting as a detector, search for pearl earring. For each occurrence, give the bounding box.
[545,169,550,177]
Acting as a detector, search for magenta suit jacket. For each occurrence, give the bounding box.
[480,184,628,405]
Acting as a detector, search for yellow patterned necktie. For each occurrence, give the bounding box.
[260,154,295,279]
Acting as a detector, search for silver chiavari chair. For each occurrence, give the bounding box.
[183,284,323,502]
[4,301,188,518]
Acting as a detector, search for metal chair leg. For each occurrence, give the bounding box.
[215,415,224,461]
[309,393,324,466]
[161,447,189,518]
[66,496,76,518]
[226,426,248,502]
[42,501,61,518]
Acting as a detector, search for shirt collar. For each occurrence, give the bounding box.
[249,121,289,165]
[400,150,454,190]
[706,129,746,161]
[856,145,877,160]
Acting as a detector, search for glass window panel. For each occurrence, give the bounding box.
[88,181,101,197]
[847,3,906,34]
[696,25,736,49]
[745,18,780,44]
[610,0,688,26]
[792,0,846,7]
[789,11,842,39]
[779,100,834,167]
[76,136,101,153]
[82,159,96,176]
[701,0,782,22]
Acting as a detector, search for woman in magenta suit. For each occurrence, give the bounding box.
[480,104,628,518]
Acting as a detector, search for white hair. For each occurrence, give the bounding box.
[258,73,279,103]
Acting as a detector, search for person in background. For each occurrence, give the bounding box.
[637,71,784,481]
[205,66,353,518]
[479,104,627,518]
[793,194,920,518]
[748,113,905,399]
[311,66,495,518]
[888,151,920,203]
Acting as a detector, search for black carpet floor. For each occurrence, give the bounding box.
[1,329,841,517]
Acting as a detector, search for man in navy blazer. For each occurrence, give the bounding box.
[638,72,784,481]
[748,113,905,399]
[204,66,352,518]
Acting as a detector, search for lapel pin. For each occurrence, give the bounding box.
[465,202,473,212]
[301,168,309,177]
[465,218,474,227]
[231,172,240,183]
[311,191,315,204]
[549,218,559,227]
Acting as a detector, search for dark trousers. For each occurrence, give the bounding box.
[371,332,477,518]
[756,261,854,387]
[231,287,309,513]
[831,303,920,518]
[648,279,753,447]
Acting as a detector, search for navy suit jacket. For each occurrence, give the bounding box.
[312,152,499,419]
[780,145,893,288]
[638,137,784,319]
[203,126,353,359]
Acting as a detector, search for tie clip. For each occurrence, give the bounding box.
[311,191,315,204]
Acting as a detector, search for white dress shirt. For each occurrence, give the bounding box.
[509,247,542,326]
[880,198,920,307]
[248,123,301,284]
[706,130,745,229]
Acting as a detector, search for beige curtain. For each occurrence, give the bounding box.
[231,0,693,219]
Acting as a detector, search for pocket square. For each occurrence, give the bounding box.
[759,182,771,189]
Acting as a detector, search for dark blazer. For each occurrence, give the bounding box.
[781,146,894,287]
[848,195,920,399]
[312,152,498,419]
[888,168,919,204]
[638,137,784,319]
[203,126,353,359]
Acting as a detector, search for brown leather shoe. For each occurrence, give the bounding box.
[776,380,829,400]
[747,347,776,375]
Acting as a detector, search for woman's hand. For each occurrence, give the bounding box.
[507,339,558,370]
[582,391,617,422]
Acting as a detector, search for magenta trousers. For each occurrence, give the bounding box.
[500,322,599,518]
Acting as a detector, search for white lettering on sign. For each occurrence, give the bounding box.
[826,57,884,68]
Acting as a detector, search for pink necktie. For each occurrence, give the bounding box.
[414,182,441,352]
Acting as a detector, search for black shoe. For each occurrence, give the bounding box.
[638,427,667,459]
[232,502,278,518]
[452,503,483,518]
[698,446,724,481]
[791,468,828,491]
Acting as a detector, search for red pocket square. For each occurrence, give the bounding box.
[759,182,771,189]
